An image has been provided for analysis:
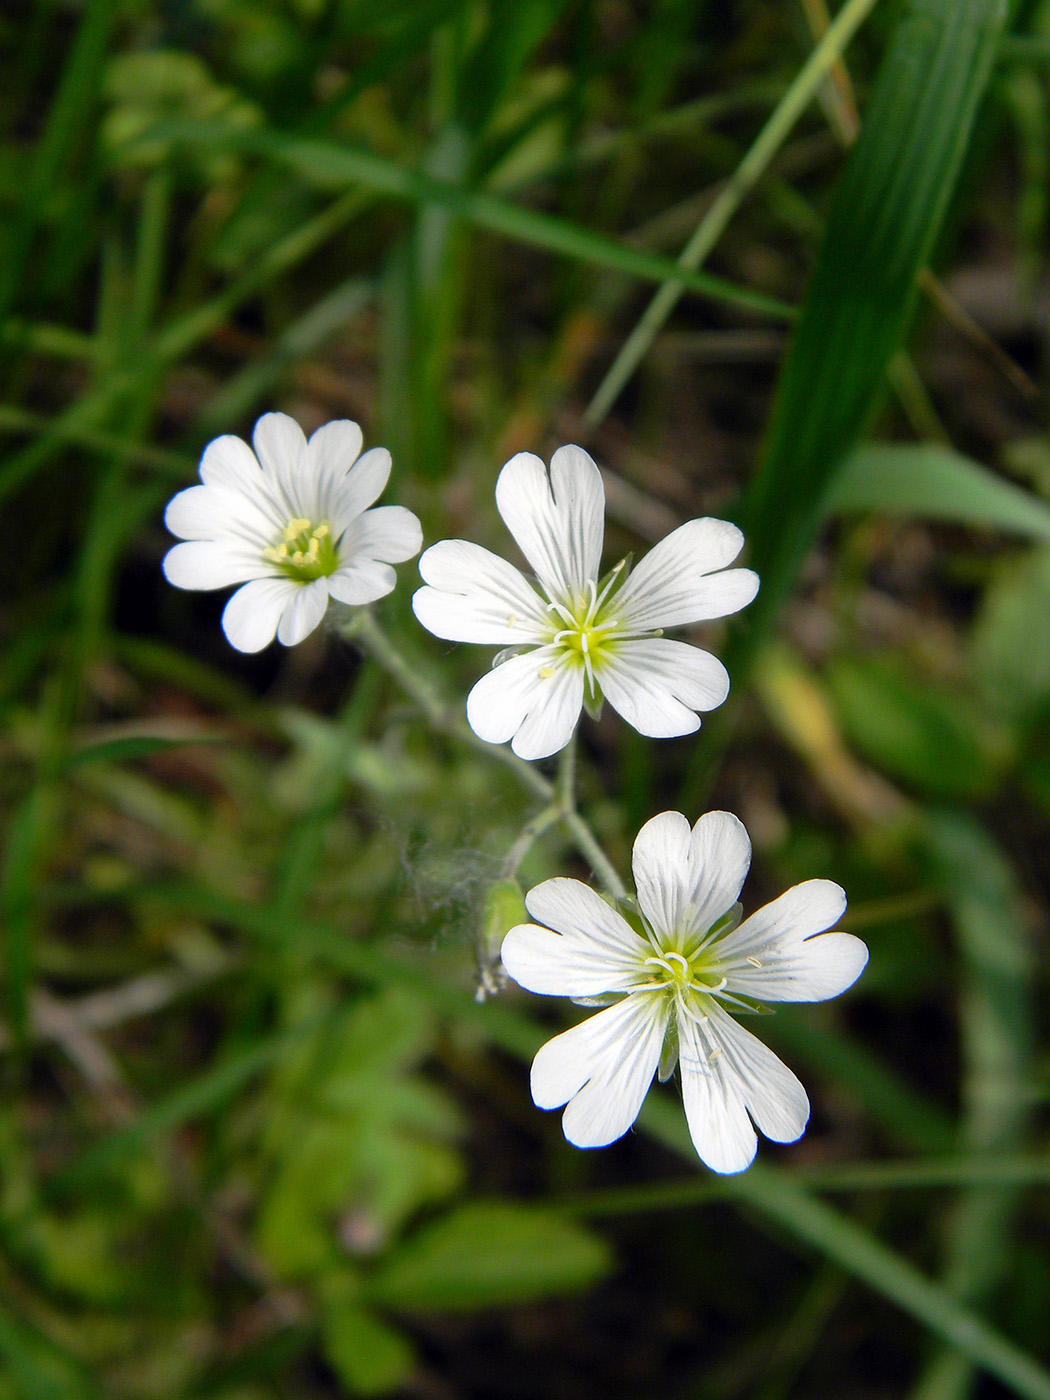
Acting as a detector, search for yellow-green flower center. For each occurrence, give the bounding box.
[643,948,726,997]
[263,518,339,581]
[543,566,627,696]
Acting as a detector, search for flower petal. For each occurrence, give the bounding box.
[597,638,729,738]
[632,810,751,947]
[501,879,650,996]
[221,577,297,652]
[198,433,266,498]
[531,992,669,1147]
[502,924,642,998]
[328,560,398,606]
[307,418,363,520]
[721,882,867,1003]
[164,481,279,551]
[680,1001,809,1173]
[328,447,394,533]
[252,412,311,518]
[162,540,264,590]
[414,540,549,644]
[340,505,422,566]
[276,577,329,646]
[495,446,604,602]
[466,649,583,759]
[615,518,759,630]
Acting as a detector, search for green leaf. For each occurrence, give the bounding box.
[826,444,1050,540]
[740,0,1013,652]
[826,653,1011,800]
[64,730,225,770]
[971,547,1050,722]
[367,1201,613,1312]
[319,1287,416,1398]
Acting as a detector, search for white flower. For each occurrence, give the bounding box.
[163,413,422,652]
[411,446,758,760]
[501,810,868,1173]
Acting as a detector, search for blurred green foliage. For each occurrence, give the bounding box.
[3,1,1050,1398]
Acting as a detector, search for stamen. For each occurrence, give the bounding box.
[266,517,338,580]
[538,666,556,679]
[746,956,762,968]
[694,975,728,995]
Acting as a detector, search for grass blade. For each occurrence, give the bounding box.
[123,119,794,321]
[740,0,1013,652]
[583,0,879,426]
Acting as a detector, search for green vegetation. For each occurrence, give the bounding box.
[2,1,1050,1396]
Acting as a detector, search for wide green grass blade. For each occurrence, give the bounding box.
[827,444,1050,539]
[740,0,1013,652]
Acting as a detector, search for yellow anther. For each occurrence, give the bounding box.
[507,613,516,627]
[313,523,329,538]
[283,517,311,541]
[746,956,762,968]
[538,666,556,679]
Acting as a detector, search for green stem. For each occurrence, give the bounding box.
[583,0,879,426]
[341,610,627,898]
[499,803,561,882]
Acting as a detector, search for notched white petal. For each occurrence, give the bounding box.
[276,578,329,646]
[598,639,729,739]
[531,994,669,1147]
[495,447,604,601]
[414,540,547,644]
[198,433,265,496]
[723,929,869,1004]
[327,559,398,606]
[328,447,393,532]
[501,922,642,998]
[524,877,647,964]
[465,650,583,759]
[307,418,364,517]
[162,540,262,590]
[221,577,296,653]
[614,518,759,631]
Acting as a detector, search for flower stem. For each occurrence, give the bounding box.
[500,803,561,882]
[341,609,550,800]
[553,731,627,900]
[341,609,626,897]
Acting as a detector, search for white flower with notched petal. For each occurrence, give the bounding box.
[411,446,758,760]
[501,810,868,1173]
[163,413,422,652]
